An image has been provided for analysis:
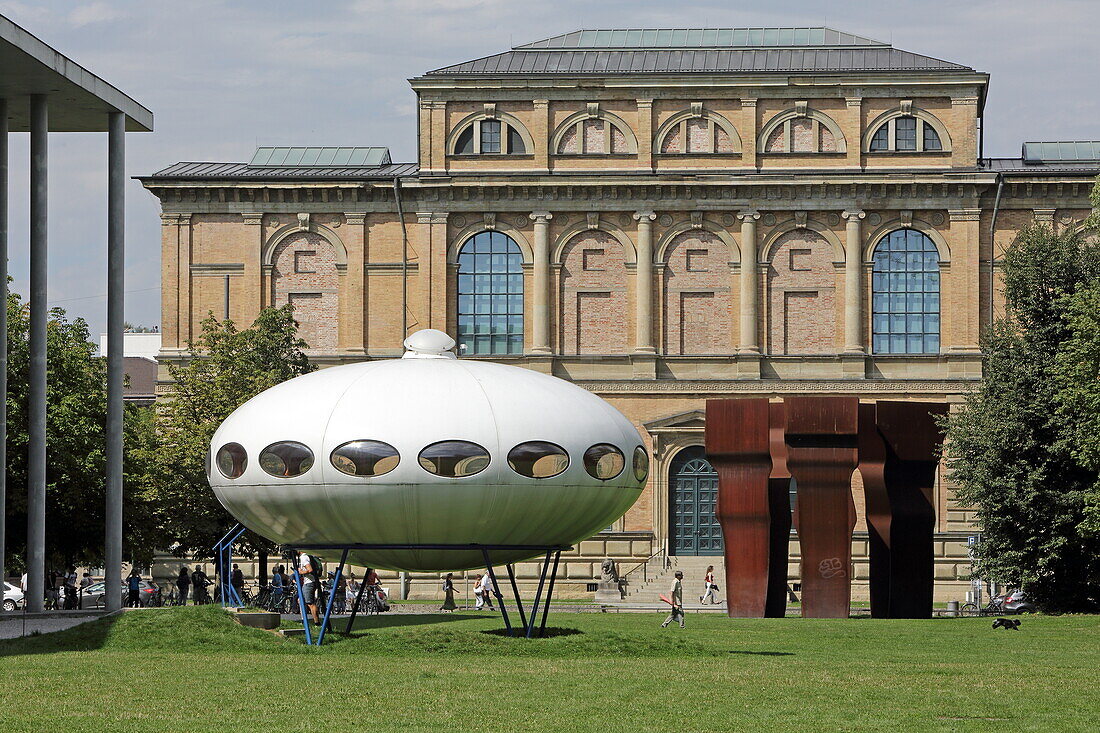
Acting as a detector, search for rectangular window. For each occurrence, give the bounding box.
[686,249,709,272]
[480,120,501,154]
[293,250,316,274]
[896,117,917,151]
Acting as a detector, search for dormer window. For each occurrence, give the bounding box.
[451,111,531,156]
[864,106,950,153]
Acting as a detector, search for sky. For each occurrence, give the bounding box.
[0,0,1098,344]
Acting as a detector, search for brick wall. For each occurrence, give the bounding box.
[271,231,339,350]
[766,228,838,354]
[661,230,734,354]
[559,230,629,354]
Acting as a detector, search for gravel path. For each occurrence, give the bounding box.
[0,613,103,640]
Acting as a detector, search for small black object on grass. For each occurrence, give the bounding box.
[991,618,1021,630]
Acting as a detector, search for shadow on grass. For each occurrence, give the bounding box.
[0,614,119,657]
[341,613,487,633]
[727,650,794,656]
[480,626,583,638]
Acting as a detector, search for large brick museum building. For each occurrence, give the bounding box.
[141,28,1100,601]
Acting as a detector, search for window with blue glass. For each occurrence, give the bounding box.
[456,231,524,355]
[872,229,940,354]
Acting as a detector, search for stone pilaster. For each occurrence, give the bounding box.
[529,211,553,354]
[633,210,657,353]
[948,208,982,354]
[637,99,654,171]
[842,209,866,353]
[344,212,367,353]
[738,209,761,353]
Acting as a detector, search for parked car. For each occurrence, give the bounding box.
[1002,588,1037,614]
[3,581,24,611]
[78,580,159,608]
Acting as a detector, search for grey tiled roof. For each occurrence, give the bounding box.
[981,158,1100,174]
[141,161,419,180]
[423,27,973,77]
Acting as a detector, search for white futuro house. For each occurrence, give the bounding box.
[208,329,647,571]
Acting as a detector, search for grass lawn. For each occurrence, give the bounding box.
[0,606,1097,732]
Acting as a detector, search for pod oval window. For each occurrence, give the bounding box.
[330,440,400,477]
[259,441,315,478]
[584,444,625,480]
[508,441,569,478]
[216,443,248,479]
[633,446,649,482]
[419,440,490,477]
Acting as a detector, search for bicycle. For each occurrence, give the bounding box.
[961,594,1006,617]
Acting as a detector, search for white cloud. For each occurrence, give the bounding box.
[67,1,125,27]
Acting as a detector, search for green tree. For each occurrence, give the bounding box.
[148,306,313,558]
[4,290,163,569]
[944,224,1100,611]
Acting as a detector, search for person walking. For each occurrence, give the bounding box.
[126,569,143,608]
[230,563,245,603]
[63,566,78,610]
[700,565,719,605]
[79,572,95,610]
[440,573,457,612]
[333,570,348,614]
[271,565,285,610]
[192,566,211,605]
[296,552,321,625]
[661,571,686,629]
[473,573,486,610]
[46,570,61,610]
[175,567,190,606]
[479,570,495,610]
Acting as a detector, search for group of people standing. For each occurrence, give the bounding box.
[173,566,212,605]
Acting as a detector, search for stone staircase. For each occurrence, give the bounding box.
[621,556,726,605]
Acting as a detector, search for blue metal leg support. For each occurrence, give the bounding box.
[316,549,348,647]
[481,549,513,637]
[538,550,561,637]
[291,563,313,646]
[505,564,527,630]
[526,551,552,639]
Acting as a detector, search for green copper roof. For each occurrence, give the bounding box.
[1022,141,1100,164]
[248,147,392,167]
[516,27,887,50]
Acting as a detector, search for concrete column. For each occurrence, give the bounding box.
[27,95,47,614]
[0,98,7,605]
[842,209,866,353]
[737,210,761,353]
[529,211,553,354]
[633,210,657,353]
[105,111,125,613]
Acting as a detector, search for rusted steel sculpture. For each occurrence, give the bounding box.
[784,396,859,618]
[857,402,891,618]
[865,401,948,618]
[705,398,773,617]
[765,401,793,618]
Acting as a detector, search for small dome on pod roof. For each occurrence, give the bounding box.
[209,330,647,571]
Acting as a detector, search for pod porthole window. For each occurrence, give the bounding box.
[633,446,649,482]
[259,441,314,478]
[331,440,400,477]
[508,441,569,478]
[419,440,490,478]
[216,443,248,479]
[584,443,625,480]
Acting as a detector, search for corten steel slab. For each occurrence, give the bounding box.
[705,398,772,618]
[766,401,793,618]
[784,396,859,618]
[857,402,891,618]
[877,401,948,618]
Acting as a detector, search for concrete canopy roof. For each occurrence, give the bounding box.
[0,14,152,132]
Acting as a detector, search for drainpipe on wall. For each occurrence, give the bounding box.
[988,172,1005,327]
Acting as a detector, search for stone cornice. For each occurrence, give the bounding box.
[575,379,978,395]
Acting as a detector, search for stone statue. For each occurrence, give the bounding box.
[600,558,619,584]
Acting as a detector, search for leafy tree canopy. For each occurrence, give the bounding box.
[146,306,313,559]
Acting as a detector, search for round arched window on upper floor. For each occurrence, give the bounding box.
[456,231,524,356]
[452,117,527,156]
[871,229,940,354]
[554,108,637,155]
[868,115,945,153]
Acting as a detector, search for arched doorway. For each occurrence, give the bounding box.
[668,446,723,556]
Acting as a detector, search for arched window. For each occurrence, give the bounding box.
[760,107,845,154]
[872,229,940,354]
[451,113,530,156]
[554,107,637,155]
[864,107,950,153]
[656,108,741,155]
[456,231,524,355]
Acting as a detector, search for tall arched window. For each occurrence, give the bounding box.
[872,229,940,354]
[456,231,523,355]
